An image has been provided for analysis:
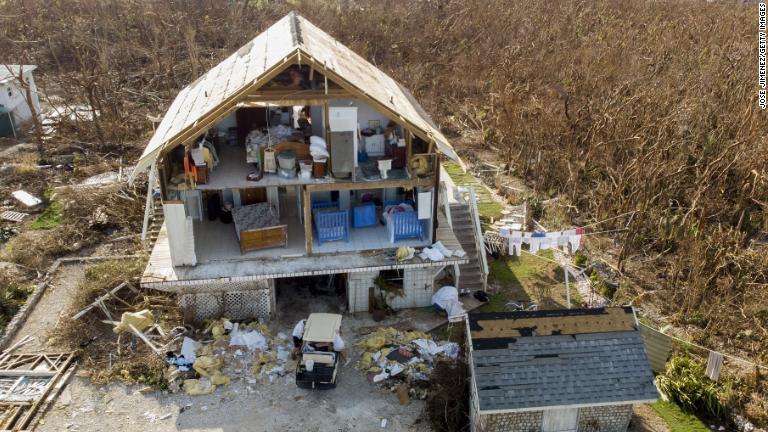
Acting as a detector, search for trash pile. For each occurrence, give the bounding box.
[164,318,297,395]
[355,327,459,400]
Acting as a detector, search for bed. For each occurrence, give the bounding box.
[382,202,424,243]
[312,201,349,246]
[232,202,288,253]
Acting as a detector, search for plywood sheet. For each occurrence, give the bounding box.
[471,307,636,339]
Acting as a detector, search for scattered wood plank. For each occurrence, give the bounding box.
[0,352,75,431]
[128,324,162,355]
[71,282,130,320]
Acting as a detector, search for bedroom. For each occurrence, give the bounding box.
[184,183,436,264]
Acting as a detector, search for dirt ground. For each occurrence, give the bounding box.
[630,404,670,432]
[18,268,432,432]
[10,262,667,432]
[10,262,86,352]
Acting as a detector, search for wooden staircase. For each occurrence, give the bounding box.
[145,198,164,250]
[449,200,488,293]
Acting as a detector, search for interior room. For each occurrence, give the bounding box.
[157,65,440,262]
[187,184,434,262]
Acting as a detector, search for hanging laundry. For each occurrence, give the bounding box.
[500,228,584,256]
[706,351,724,381]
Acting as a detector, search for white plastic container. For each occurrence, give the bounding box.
[299,161,312,179]
[277,151,296,170]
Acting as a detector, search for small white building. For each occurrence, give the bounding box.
[0,65,41,138]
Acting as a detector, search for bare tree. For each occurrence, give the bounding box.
[3,62,44,158]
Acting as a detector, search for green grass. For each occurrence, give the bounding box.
[481,250,583,312]
[0,283,35,332]
[651,400,710,432]
[443,162,505,221]
[31,201,62,230]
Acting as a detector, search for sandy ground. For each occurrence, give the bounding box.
[22,270,432,432]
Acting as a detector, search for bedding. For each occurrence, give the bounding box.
[382,203,414,226]
[232,202,280,240]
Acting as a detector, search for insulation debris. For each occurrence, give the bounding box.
[166,317,296,395]
[113,310,155,334]
[355,326,460,398]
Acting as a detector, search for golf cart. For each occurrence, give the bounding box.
[295,313,342,389]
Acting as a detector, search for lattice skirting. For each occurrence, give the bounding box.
[179,280,274,322]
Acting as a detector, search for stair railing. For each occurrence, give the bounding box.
[468,187,489,290]
[439,180,453,230]
[141,162,157,242]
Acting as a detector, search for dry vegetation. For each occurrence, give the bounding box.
[51,259,180,388]
[0,0,765,425]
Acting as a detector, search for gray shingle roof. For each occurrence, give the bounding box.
[470,309,659,412]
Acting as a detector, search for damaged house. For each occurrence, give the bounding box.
[133,13,483,321]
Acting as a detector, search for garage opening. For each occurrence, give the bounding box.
[274,274,347,323]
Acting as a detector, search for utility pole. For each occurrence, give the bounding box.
[565,264,571,309]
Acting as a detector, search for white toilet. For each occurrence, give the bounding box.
[378,158,392,179]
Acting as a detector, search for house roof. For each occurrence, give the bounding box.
[468,307,659,413]
[0,65,37,84]
[133,12,461,176]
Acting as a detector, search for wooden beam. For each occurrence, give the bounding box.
[244,88,352,101]
[323,100,331,168]
[0,370,56,378]
[306,176,434,193]
[156,51,301,160]
[303,186,313,255]
[302,52,445,157]
[405,129,412,163]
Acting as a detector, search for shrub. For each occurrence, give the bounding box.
[656,354,744,420]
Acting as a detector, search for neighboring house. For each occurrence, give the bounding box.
[467,307,659,432]
[133,13,478,321]
[0,65,40,138]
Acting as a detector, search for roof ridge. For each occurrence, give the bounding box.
[289,11,303,47]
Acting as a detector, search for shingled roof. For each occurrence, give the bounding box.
[468,307,659,413]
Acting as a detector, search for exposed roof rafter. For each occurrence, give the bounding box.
[132,12,462,179]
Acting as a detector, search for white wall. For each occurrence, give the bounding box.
[388,267,435,309]
[0,71,40,124]
[347,268,436,313]
[347,271,377,313]
[330,98,393,132]
[164,202,197,266]
[216,112,236,133]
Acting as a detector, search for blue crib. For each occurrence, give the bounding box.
[391,210,424,242]
[311,201,349,245]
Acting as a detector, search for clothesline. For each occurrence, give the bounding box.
[579,210,638,229]
[581,227,629,237]
[520,248,587,271]
[639,322,768,371]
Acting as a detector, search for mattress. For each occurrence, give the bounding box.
[232,203,280,239]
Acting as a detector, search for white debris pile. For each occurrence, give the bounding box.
[431,286,467,322]
[165,318,297,395]
[355,327,460,396]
